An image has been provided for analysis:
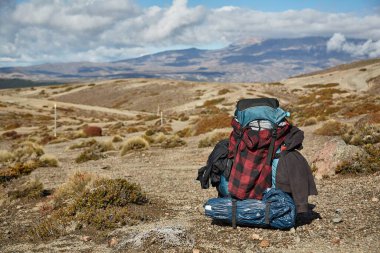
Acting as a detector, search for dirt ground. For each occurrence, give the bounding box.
[0,78,379,252]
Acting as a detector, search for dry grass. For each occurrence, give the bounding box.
[160,135,186,149]
[112,135,124,142]
[303,117,318,126]
[335,144,380,175]
[194,113,231,135]
[0,150,14,163]
[8,179,44,200]
[39,154,59,167]
[31,175,150,239]
[203,98,225,107]
[218,89,230,95]
[303,83,339,89]
[120,137,149,155]
[342,123,380,146]
[176,127,193,138]
[314,120,348,136]
[69,139,98,150]
[198,131,230,148]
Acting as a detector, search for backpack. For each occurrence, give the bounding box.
[228,98,290,200]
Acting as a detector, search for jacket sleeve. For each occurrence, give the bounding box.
[276,150,318,213]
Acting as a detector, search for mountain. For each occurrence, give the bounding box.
[0,37,374,84]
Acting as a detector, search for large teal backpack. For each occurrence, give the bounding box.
[218,98,290,197]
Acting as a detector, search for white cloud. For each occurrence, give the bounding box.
[327,33,380,57]
[1,0,380,67]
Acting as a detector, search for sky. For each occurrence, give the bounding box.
[1,0,380,67]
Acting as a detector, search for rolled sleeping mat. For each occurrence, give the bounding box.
[204,188,296,229]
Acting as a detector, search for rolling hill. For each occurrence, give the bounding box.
[0,37,376,85]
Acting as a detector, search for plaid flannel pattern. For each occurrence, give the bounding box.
[228,118,290,200]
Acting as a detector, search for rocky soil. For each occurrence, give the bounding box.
[0,78,379,252]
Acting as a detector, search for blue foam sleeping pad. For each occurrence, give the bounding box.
[204,188,296,229]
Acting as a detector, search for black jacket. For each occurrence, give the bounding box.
[197,139,232,189]
[276,126,318,213]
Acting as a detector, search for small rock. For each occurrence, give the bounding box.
[193,249,200,253]
[332,217,342,223]
[100,165,111,170]
[251,233,262,240]
[108,237,118,247]
[16,205,22,210]
[259,239,270,248]
[372,197,379,202]
[295,236,301,243]
[289,228,296,234]
[5,230,11,235]
[80,236,91,242]
[331,237,340,244]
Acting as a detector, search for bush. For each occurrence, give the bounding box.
[69,139,97,149]
[39,154,59,167]
[0,150,14,163]
[32,177,149,239]
[303,117,318,126]
[13,141,44,161]
[8,179,44,200]
[52,172,95,207]
[314,120,348,136]
[218,89,230,95]
[335,144,380,174]
[112,135,123,142]
[120,137,149,155]
[176,127,193,138]
[203,98,225,107]
[75,147,106,164]
[342,123,380,146]
[194,113,231,135]
[198,131,230,148]
[161,135,186,149]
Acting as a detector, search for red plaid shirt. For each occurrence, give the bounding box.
[228,118,290,200]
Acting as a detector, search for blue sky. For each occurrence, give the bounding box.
[1,0,380,67]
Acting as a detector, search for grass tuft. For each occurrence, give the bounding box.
[120,137,149,155]
[39,154,59,167]
[314,120,348,136]
[198,131,230,148]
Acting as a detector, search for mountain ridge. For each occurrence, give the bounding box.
[0,36,375,83]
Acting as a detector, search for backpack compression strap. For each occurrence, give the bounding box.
[266,124,278,165]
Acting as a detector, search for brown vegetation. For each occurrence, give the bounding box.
[194,113,231,135]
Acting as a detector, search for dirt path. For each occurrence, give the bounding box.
[0,94,147,117]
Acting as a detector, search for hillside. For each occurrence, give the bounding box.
[0,37,375,84]
[0,65,379,252]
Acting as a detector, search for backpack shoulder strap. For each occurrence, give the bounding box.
[266,124,278,165]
